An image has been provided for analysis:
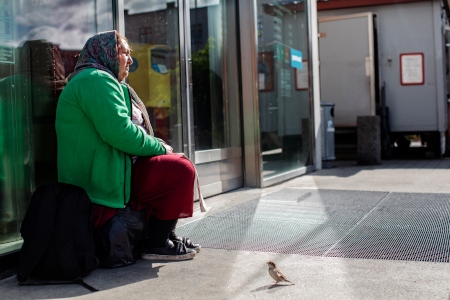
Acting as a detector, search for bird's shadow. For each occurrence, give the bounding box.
[251,283,294,292]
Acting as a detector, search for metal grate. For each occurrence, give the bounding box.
[177,189,450,262]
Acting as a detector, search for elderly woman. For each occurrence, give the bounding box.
[56,30,199,263]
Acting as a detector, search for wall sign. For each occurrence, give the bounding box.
[400,53,424,85]
[295,61,309,90]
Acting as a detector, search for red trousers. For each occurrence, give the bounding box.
[93,154,195,229]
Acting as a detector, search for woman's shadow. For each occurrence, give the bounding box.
[2,262,164,300]
[85,261,164,291]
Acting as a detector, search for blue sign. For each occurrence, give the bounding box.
[290,48,302,69]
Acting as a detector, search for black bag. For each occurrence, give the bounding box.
[17,182,99,292]
[94,205,147,268]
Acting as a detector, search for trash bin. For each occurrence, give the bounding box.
[321,101,335,168]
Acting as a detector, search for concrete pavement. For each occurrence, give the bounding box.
[2,159,450,299]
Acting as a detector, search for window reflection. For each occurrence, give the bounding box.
[191,0,241,151]
[124,1,183,152]
[0,0,112,247]
[257,0,312,178]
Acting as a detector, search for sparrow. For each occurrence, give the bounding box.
[267,261,294,285]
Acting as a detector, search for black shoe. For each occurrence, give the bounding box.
[142,239,196,261]
[170,235,201,253]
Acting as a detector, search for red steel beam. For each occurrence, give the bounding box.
[317,0,429,11]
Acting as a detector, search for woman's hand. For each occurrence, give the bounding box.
[162,142,173,154]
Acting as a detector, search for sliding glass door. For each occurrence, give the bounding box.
[190,0,243,196]
[256,0,313,182]
[124,1,184,152]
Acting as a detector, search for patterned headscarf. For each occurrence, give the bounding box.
[69,30,154,136]
[68,30,120,82]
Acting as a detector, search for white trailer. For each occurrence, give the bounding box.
[318,0,449,157]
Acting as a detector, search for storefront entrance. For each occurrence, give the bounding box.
[0,0,243,253]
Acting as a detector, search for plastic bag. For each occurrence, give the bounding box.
[93,206,147,268]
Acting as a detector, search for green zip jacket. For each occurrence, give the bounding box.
[56,68,165,208]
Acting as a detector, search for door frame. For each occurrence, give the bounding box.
[180,0,196,159]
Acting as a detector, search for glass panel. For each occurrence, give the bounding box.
[256,0,311,179]
[124,1,183,152]
[190,0,241,150]
[0,0,113,247]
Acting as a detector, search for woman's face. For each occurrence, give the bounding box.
[117,39,133,82]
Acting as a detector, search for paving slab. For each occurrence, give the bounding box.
[2,159,450,299]
[2,248,450,300]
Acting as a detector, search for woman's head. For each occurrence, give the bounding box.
[70,30,132,82]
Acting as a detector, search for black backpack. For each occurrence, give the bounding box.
[17,182,100,291]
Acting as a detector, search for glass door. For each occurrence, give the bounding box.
[190,0,243,197]
[123,0,243,197]
[256,0,313,182]
[124,1,184,152]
